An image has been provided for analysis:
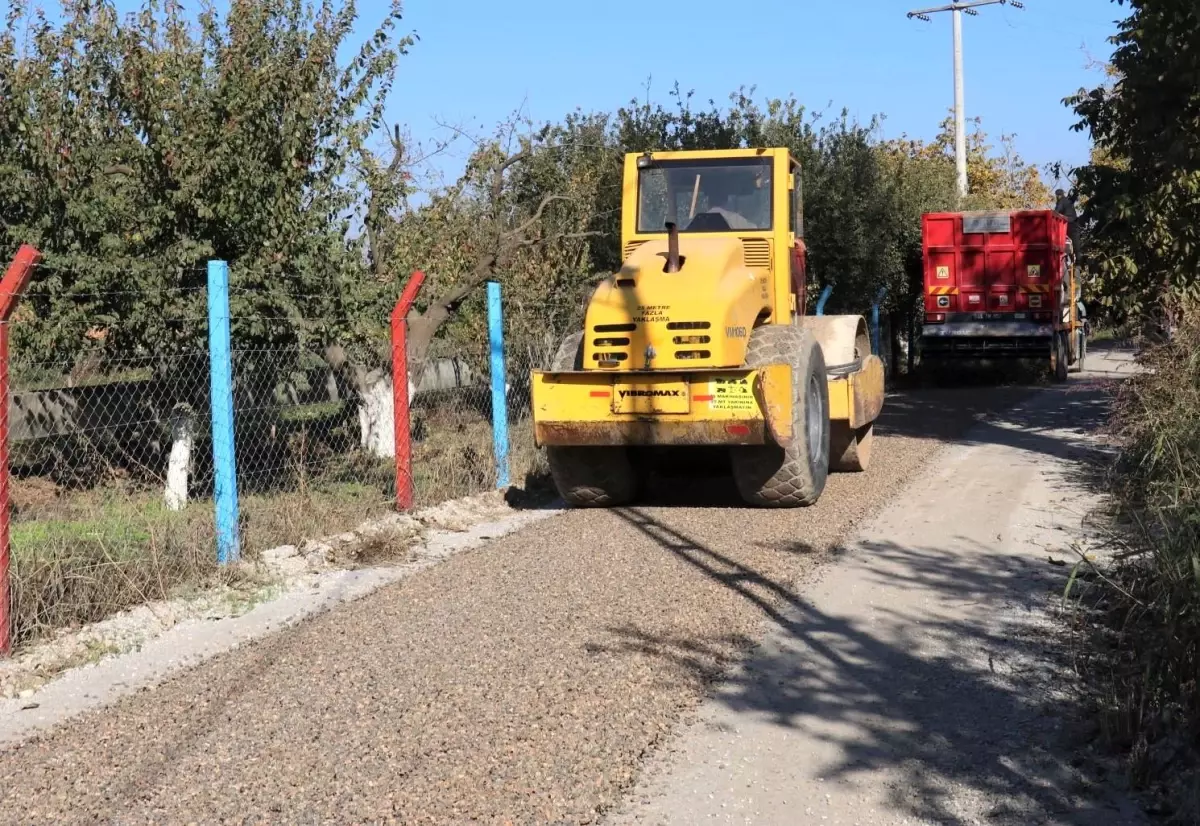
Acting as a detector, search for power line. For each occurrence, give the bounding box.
[907,1,1026,199]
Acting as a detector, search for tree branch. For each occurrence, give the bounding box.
[490,148,530,207]
[504,194,573,241]
[365,124,406,280]
[517,230,604,247]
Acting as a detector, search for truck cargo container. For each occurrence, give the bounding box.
[919,209,1086,380]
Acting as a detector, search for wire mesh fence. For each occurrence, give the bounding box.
[226,342,397,554]
[406,299,581,505]
[5,274,222,649]
[8,260,934,649]
[0,266,403,649]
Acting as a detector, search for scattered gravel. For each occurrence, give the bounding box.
[0,386,1030,825]
[0,490,530,700]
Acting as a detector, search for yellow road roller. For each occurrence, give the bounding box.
[530,147,885,507]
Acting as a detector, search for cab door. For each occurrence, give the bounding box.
[788,163,807,317]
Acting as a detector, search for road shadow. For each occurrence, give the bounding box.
[624,358,1122,509]
[598,509,1146,825]
[592,376,1146,824]
[878,369,1119,480]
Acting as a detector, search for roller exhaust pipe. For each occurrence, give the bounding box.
[665,221,681,273]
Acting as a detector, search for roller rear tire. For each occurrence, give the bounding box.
[731,325,830,507]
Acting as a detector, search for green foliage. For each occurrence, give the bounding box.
[389,85,1046,367]
[1067,0,1200,325]
[0,0,413,375]
[1067,6,1200,816]
[1,3,1047,379]
[1105,302,1200,815]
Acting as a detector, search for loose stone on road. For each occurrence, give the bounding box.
[608,348,1145,826]
[0,351,1141,825]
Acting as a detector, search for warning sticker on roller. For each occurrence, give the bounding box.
[709,377,755,412]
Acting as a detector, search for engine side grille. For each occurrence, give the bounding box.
[590,323,634,367]
[742,238,771,269]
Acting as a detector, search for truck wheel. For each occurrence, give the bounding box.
[731,325,830,507]
[1051,332,1069,383]
[830,422,873,472]
[544,331,638,507]
[1069,330,1087,373]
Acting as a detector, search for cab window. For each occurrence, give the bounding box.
[791,170,804,238]
[637,158,773,233]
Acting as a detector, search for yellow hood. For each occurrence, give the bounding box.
[584,236,772,370]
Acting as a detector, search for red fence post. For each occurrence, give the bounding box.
[0,245,41,656]
[391,270,427,511]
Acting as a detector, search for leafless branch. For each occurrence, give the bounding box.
[518,230,604,247]
[504,194,571,240]
[430,117,487,152]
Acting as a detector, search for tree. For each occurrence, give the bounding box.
[384,84,1051,377]
[0,0,413,375]
[382,117,611,371]
[1067,0,1200,325]
[906,114,1051,210]
[0,0,416,478]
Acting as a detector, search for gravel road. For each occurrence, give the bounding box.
[607,347,1145,826]
[0,381,1033,825]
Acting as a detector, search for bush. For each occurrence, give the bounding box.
[1099,304,1200,816]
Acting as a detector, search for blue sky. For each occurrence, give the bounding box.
[82,0,1121,186]
[383,0,1121,187]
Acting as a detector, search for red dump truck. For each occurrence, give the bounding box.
[919,209,1087,380]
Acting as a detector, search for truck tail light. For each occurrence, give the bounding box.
[925,313,945,323]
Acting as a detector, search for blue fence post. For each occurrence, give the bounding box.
[486,281,510,489]
[871,286,888,357]
[207,259,240,564]
[815,285,833,316]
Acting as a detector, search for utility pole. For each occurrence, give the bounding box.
[907,0,1025,199]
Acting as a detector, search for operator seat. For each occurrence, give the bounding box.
[685,212,732,231]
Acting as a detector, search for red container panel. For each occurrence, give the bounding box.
[922,210,1066,317]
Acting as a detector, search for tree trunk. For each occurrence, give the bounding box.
[889,310,902,377]
[405,311,443,373]
[356,369,395,459]
[164,407,195,511]
[907,298,917,375]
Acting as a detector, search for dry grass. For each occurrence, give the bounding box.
[1073,308,1200,821]
[5,390,550,653]
[410,397,548,507]
[8,468,396,650]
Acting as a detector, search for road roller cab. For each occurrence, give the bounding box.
[529,147,885,508]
